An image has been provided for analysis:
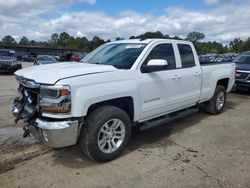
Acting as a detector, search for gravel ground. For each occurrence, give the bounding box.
[0,62,250,188]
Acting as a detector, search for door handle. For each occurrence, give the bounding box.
[194,72,201,77]
[172,74,181,80]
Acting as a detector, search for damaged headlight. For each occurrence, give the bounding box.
[39,85,71,114]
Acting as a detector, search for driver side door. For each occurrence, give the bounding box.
[138,43,183,121]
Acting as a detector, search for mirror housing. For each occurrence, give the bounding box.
[141,59,168,73]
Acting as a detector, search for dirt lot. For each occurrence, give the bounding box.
[0,63,250,188]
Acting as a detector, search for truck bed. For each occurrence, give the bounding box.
[199,62,236,102]
[200,62,234,66]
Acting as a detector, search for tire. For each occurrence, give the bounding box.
[9,69,17,74]
[79,105,132,162]
[204,85,226,115]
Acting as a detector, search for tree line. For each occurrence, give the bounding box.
[0,31,249,55]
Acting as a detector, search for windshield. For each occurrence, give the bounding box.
[37,56,56,62]
[233,54,250,64]
[82,43,147,69]
[0,50,15,57]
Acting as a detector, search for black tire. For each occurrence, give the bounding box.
[9,69,17,74]
[79,105,131,162]
[204,85,226,115]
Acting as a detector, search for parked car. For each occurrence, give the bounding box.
[222,54,236,62]
[21,54,36,62]
[12,39,235,162]
[55,55,65,62]
[233,51,250,90]
[70,53,85,62]
[34,55,58,65]
[199,54,236,64]
[0,49,22,73]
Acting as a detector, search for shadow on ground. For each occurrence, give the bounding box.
[50,110,212,169]
[0,72,15,76]
[232,89,250,96]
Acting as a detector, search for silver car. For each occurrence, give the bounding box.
[34,55,57,65]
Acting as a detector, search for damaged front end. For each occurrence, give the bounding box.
[12,76,80,148]
[12,81,39,138]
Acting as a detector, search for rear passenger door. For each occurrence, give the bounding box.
[176,43,201,106]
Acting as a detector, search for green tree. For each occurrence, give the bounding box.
[19,36,29,45]
[241,38,250,52]
[135,31,165,39]
[115,37,124,41]
[172,35,182,40]
[76,37,91,52]
[50,33,59,46]
[186,31,205,43]
[29,40,37,45]
[58,32,71,47]
[90,36,105,50]
[229,38,243,53]
[195,41,228,55]
[2,35,16,44]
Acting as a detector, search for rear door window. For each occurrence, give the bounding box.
[178,44,195,68]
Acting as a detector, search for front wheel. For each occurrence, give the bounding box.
[79,105,131,162]
[204,85,226,115]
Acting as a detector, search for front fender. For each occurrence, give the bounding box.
[71,80,140,121]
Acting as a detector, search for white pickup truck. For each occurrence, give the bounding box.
[12,39,235,162]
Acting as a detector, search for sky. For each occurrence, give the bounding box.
[0,0,249,44]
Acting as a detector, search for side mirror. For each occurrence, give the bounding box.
[141,59,168,73]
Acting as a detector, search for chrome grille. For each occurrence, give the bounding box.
[0,60,14,65]
[235,71,250,80]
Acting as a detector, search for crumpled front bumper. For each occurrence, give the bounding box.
[12,83,81,148]
[30,119,80,148]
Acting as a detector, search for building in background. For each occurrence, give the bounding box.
[0,44,83,61]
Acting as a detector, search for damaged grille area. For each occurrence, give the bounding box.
[13,83,40,138]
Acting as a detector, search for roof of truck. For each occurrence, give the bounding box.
[109,38,192,45]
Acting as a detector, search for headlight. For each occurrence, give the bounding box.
[39,85,71,113]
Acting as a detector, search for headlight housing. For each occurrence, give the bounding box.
[39,85,71,114]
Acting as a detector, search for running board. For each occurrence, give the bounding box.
[139,108,199,131]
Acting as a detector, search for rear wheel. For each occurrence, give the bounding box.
[79,105,131,162]
[204,85,226,115]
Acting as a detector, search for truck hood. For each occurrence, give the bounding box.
[0,56,15,61]
[236,63,250,71]
[15,62,117,84]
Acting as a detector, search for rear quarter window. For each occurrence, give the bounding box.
[178,44,195,68]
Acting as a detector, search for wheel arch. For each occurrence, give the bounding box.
[86,97,135,121]
[217,78,229,90]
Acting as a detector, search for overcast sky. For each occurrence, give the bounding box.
[0,0,249,44]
